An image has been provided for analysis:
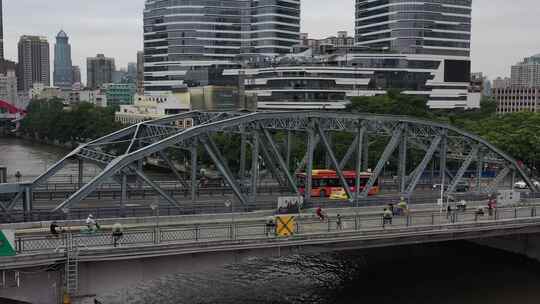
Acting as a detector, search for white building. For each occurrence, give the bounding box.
[30,83,64,101]
[0,70,18,106]
[224,52,481,110]
[115,93,191,125]
[79,90,107,107]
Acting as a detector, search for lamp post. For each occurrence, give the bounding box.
[150,200,160,231]
[433,183,445,214]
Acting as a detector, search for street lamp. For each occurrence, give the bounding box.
[433,184,445,214]
[150,200,160,231]
[225,199,233,223]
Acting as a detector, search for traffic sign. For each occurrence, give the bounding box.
[0,230,16,256]
[276,215,295,237]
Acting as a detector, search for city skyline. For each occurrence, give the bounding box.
[2,0,540,83]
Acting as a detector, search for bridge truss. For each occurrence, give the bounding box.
[0,111,536,216]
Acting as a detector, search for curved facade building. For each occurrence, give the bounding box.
[143,0,301,94]
[355,0,472,57]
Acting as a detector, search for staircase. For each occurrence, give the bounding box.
[65,233,79,296]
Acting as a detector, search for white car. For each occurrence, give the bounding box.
[514,181,527,189]
[513,180,540,189]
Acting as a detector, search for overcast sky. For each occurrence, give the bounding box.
[4,0,540,82]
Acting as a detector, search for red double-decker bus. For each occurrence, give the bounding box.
[296,169,380,198]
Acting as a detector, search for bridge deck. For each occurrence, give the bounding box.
[2,205,540,269]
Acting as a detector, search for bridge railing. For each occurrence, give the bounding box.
[14,205,540,254]
[1,192,493,224]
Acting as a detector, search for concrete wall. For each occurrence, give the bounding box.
[0,270,62,304]
[0,246,294,304]
[474,233,540,262]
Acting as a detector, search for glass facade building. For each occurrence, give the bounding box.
[355,0,472,57]
[143,0,301,94]
[53,30,74,90]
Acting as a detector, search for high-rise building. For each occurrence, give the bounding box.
[0,0,4,60]
[136,51,144,94]
[493,77,511,89]
[298,31,355,55]
[510,54,540,87]
[355,0,472,57]
[53,30,73,90]
[17,35,50,92]
[86,54,115,89]
[0,70,18,106]
[143,0,301,93]
[72,65,81,85]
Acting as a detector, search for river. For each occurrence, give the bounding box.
[96,242,540,304]
[2,138,540,304]
[0,137,99,183]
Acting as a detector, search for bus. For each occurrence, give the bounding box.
[296,170,380,198]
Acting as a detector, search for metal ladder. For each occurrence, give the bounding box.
[65,233,79,296]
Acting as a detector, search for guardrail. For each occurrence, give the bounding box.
[13,205,540,255]
[1,192,492,224]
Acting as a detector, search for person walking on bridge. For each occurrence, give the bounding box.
[265,216,276,237]
[336,214,343,230]
[50,221,61,237]
[112,223,124,247]
[383,208,393,226]
[316,207,326,221]
[86,214,99,232]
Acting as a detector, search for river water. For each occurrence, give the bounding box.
[2,138,540,303]
[0,137,99,183]
[96,242,540,304]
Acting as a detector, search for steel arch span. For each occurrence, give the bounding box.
[0,111,536,216]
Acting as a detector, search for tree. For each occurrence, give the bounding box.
[347,89,432,118]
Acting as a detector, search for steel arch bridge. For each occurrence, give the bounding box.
[0,111,537,216]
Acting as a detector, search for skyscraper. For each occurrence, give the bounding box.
[86,54,115,89]
[17,35,50,92]
[0,0,4,60]
[510,54,540,87]
[355,0,472,57]
[53,30,73,90]
[136,51,144,94]
[143,0,301,93]
[72,66,81,85]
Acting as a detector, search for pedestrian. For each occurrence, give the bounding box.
[86,214,98,232]
[488,195,496,217]
[398,197,408,215]
[383,208,393,226]
[265,216,275,237]
[112,223,123,248]
[50,221,60,237]
[14,171,22,183]
[316,207,325,221]
[336,214,343,230]
[446,205,453,219]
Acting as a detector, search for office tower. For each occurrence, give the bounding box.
[143,0,301,93]
[355,0,472,57]
[0,0,4,60]
[72,66,81,84]
[86,54,115,89]
[136,51,144,94]
[0,70,18,105]
[53,30,73,90]
[511,54,540,87]
[17,35,50,92]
